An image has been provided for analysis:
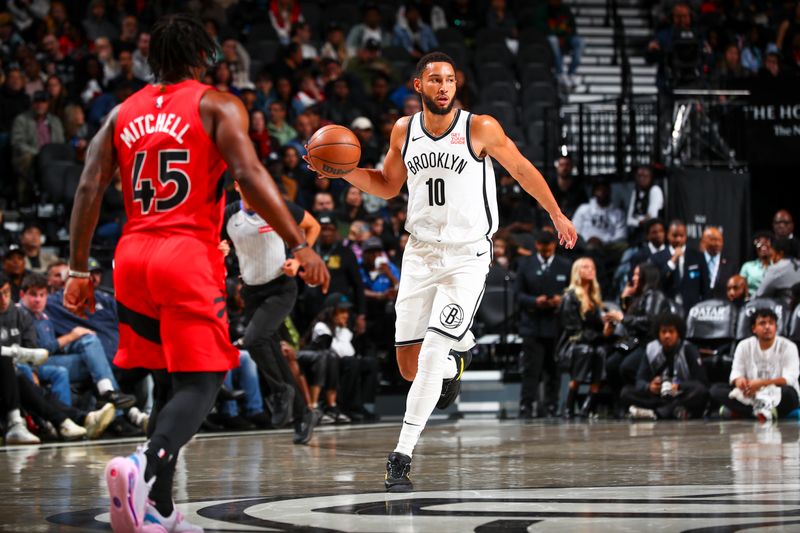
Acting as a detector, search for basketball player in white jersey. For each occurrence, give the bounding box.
[305,52,577,491]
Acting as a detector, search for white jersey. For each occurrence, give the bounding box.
[222,200,305,286]
[402,110,498,245]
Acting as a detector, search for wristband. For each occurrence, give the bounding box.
[289,242,308,254]
[68,270,91,279]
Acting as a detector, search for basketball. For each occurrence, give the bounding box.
[306,125,361,177]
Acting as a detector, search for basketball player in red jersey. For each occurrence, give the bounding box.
[63,15,329,533]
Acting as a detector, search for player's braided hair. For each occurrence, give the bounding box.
[414,52,456,79]
[149,14,218,83]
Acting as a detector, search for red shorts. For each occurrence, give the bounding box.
[113,233,239,373]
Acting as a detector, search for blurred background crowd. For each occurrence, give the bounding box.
[1,0,799,445]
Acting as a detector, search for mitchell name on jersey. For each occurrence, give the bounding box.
[118,112,190,148]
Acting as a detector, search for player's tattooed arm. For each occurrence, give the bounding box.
[470,114,578,249]
[324,116,410,200]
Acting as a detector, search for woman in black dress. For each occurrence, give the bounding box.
[559,257,614,417]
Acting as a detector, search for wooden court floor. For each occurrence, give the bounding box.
[2,419,800,532]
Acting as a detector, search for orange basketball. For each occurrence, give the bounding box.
[307,125,361,177]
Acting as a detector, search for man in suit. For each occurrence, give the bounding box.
[629,219,666,269]
[772,209,798,257]
[515,231,572,418]
[702,227,736,299]
[650,220,708,313]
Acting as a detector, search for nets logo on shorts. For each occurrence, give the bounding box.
[440,304,464,329]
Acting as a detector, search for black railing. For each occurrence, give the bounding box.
[562,96,659,177]
[664,89,750,168]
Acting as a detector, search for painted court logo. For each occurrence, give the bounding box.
[49,485,800,532]
[440,304,464,329]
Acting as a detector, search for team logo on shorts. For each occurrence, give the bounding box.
[440,304,464,329]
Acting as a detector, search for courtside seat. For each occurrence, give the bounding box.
[735,298,790,340]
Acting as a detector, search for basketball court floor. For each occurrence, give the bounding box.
[3,419,800,532]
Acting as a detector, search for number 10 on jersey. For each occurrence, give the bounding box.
[425,178,445,206]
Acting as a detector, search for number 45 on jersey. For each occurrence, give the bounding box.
[131,149,191,214]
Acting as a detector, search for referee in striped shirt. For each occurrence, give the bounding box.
[221,184,322,444]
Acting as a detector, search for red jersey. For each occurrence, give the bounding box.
[113,79,227,244]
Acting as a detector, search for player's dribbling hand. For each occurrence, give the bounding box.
[294,247,331,293]
[63,277,96,319]
[552,213,578,249]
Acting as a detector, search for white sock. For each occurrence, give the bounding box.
[395,332,454,458]
[7,409,22,425]
[444,330,474,380]
[452,330,475,352]
[97,378,114,395]
[443,354,458,380]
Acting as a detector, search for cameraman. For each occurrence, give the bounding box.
[646,3,709,92]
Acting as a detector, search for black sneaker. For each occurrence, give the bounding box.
[107,416,143,438]
[293,408,322,445]
[99,390,137,410]
[245,411,273,429]
[437,349,472,410]
[220,415,256,431]
[385,452,413,492]
[518,404,535,420]
[267,384,295,428]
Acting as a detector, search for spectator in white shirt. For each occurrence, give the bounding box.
[573,180,627,246]
[313,293,380,422]
[346,4,390,58]
[626,166,664,236]
[710,308,800,421]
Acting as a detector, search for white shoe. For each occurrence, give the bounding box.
[59,418,87,441]
[319,412,336,425]
[105,447,155,532]
[628,406,657,420]
[84,403,116,440]
[1,345,48,366]
[755,407,778,424]
[144,501,204,532]
[5,420,40,445]
[128,407,150,433]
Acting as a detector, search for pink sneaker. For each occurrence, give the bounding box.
[105,448,154,533]
[144,501,203,532]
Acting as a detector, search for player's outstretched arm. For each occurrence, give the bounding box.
[305,116,410,200]
[65,106,119,317]
[299,210,321,247]
[204,91,330,291]
[472,114,577,249]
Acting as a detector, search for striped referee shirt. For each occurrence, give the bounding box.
[222,200,305,286]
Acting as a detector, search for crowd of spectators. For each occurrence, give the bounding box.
[513,202,800,422]
[647,0,800,92]
[1,1,800,446]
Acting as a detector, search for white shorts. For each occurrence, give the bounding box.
[394,236,491,346]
